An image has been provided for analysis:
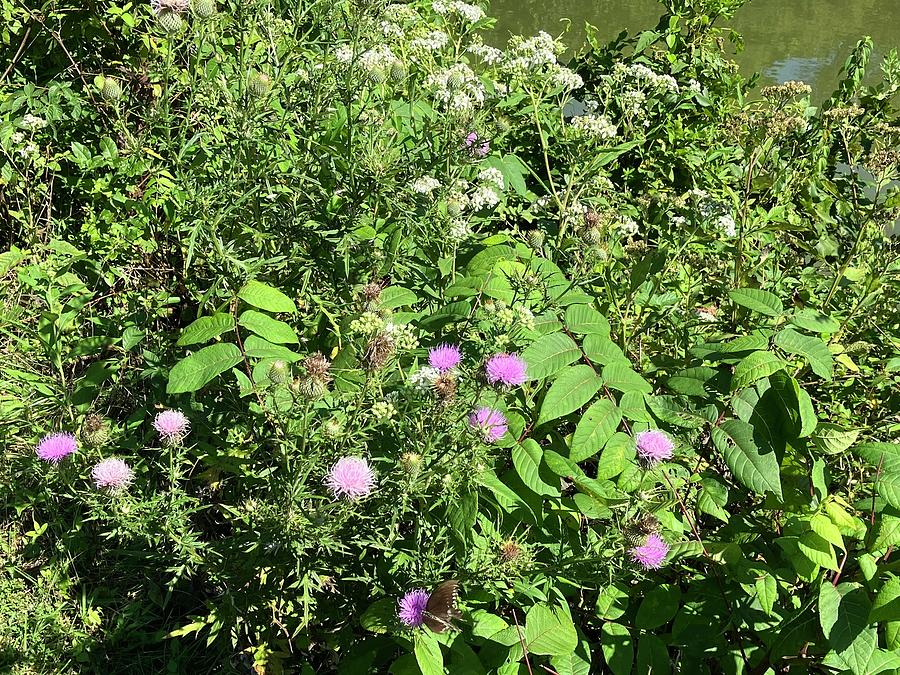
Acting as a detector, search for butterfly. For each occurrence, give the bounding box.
[423,580,462,633]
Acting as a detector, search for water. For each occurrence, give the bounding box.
[489,0,900,96]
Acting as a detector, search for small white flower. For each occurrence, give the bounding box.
[477,167,504,190]
[410,30,449,51]
[335,45,353,64]
[549,65,583,91]
[717,214,737,237]
[448,218,472,243]
[410,366,441,389]
[618,217,639,237]
[21,114,47,131]
[412,176,441,194]
[467,40,503,65]
[569,114,617,141]
[470,185,501,210]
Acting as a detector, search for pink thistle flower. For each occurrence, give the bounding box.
[153,409,190,445]
[92,458,135,491]
[326,456,376,500]
[428,343,462,372]
[398,588,430,627]
[485,353,527,386]
[468,407,508,443]
[629,533,669,570]
[464,131,490,158]
[635,430,674,464]
[36,432,78,463]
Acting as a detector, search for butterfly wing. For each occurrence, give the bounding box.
[423,580,461,633]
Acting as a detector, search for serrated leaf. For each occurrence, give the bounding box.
[602,363,652,394]
[167,343,243,393]
[799,531,838,570]
[238,280,296,314]
[177,313,235,346]
[819,582,876,675]
[521,332,581,381]
[712,419,783,498]
[524,604,578,656]
[729,288,783,316]
[732,351,788,390]
[536,365,603,426]
[564,304,610,336]
[570,399,622,462]
[775,328,833,380]
[238,310,299,344]
[810,514,845,550]
[870,575,900,623]
[756,573,778,616]
[874,510,900,551]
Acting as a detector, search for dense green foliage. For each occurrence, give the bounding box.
[2,0,900,673]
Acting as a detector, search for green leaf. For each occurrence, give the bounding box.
[799,531,838,570]
[167,343,243,394]
[524,604,578,656]
[811,514,845,551]
[359,599,394,634]
[536,365,603,426]
[813,424,859,455]
[601,622,633,675]
[521,332,581,381]
[549,636,592,675]
[564,304,610,336]
[582,334,629,365]
[601,363,652,394]
[414,632,443,675]
[854,443,900,474]
[570,399,622,462]
[697,476,730,523]
[238,310,299,344]
[874,509,900,551]
[729,288,783,316]
[379,287,418,310]
[775,328,834,380]
[790,308,841,334]
[177,313,235,346]
[732,351,788,390]
[596,584,629,620]
[238,280,296,314]
[512,440,559,496]
[756,573,778,616]
[712,419,783,498]
[635,584,680,629]
[819,582,877,675]
[243,335,302,362]
[870,575,900,623]
[636,634,671,675]
[595,432,636,481]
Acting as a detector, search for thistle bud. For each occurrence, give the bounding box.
[389,62,407,83]
[81,414,110,449]
[446,198,463,217]
[526,229,545,250]
[583,226,604,245]
[248,71,272,97]
[400,452,422,477]
[368,67,388,85]
[101,77,123,102]
[157,9,184,32]
[448,70,466,89]
[584,207,601,229]
[364,333,395,370]
[297,377,327,400]
[624,513,660,546]
[192,0,216,18]
[499,539,522,563]
[267,360,290,385]
[432,373,457,403]
[322,418,343,438]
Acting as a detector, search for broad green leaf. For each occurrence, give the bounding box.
[775,327,834,380]
[811,514,845,550]
[512,440,559,496]
[238,280,296,314]
[819,582,876,675]
[729,288,783,316]
[564,304,610,336]
[570,399,622,462]
[877,473,900,511]
[601,622,633,675]
[167,343,243,394]
[549,637,592,675]
[596,583,629,620]
[524,604,578,656]
[414,632,443,675]
[732,351,788,390]
[697,476,730,523]
[582,334,629,365]
[536,365,603,426]
[799,531,838,570]
[243,335,302,362]
[379,286,418,310]
[177,313,234,346]
[635,584,680,629]
[594,432,635,480]
[712,419,783,498]
[602,363,652,394]
[238,310,299,344]
[874,509,900,551]
[854,443,900,474]
[756,573,778,616]
[636,634,671,675]
[870,575,900,623]
[521,332,581,381]
[813,424,859,455]
[790,308,841,334]
[359,599,394,634]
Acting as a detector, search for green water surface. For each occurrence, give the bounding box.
[490,0,900,94]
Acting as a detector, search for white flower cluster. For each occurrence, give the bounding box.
[410,30,449,51]
[433,0,484,23]
[384,322,419,351]
[496,304,536,331]
[385,3,419,22]
[370,400,396,421]
[569,114,617,141]
[335,45,354,64]
[717,214,737,237]
[614,62,679,93]
[410,366,441,390]
[349,311,385,336]
[548,66,583,91]
[425,63,485,114]
[467,39,503,65]
[618,217,639,237]
[504,32,559,72]
[448,218,472,243]
[470,185,501,210]
[380,20,405,39]
[359,45,401,72]
[21,114,47,131]
[477,167,504,191]
[412,175,441,194]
